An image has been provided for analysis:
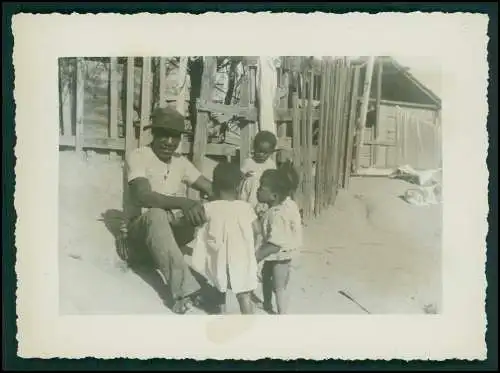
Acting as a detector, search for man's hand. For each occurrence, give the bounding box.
[181,199,207,227]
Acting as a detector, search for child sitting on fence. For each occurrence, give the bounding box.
[188,162,261,314]
[239,130,278,218]
[255,162,303,314]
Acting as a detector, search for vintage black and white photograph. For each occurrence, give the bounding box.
[57,55,443,316]
[13,12,488,360]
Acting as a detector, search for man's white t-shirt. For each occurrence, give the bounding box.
[125,146,202,219]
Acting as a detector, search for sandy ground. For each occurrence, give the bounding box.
[59,150,441,315]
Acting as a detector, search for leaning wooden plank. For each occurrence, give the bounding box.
[109,57,119,139]
[331,62,346,203]
[327,60,341,205]
[125,57,136,155]
[239,67,254,169]
[139,57,152,147]
[338,66,352,189]
[343,67,361,188]
[75,57,85,154]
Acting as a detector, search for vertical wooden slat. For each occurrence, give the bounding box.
[125,57,136,155]
[59,58,73,137]
[159,57,167,108]
[123,57,136,218]
[331,61,346,202]
[320,60,333,209]
[339,65,353,188]
[139,57,152,147]
[176,57,188,115]
[249,66,258,141]
[299,71,308,218]
[303,69,314,220]
[291,78,301,208]
[343,67,361,188]
[373,58,383,165]
[75,57,85,153]
[314,60,329,216]
[323,60,335,207]
[109,57,119,139]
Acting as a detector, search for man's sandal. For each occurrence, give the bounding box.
[172,297,193,315]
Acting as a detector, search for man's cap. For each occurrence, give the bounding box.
[144,107,187,134]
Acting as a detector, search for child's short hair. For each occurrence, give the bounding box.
[261,161,300,198]
[213,161,243,192]
[253,130,277,149]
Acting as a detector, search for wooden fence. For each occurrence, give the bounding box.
[58,56,360,223]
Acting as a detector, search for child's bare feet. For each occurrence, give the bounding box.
[262,302,275,314]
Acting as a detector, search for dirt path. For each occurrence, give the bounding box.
[59,151,441,315]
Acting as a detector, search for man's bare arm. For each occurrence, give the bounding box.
[129,178,191,211]
[190,175,213,198]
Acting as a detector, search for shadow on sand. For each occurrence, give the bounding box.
[99,209,220,314]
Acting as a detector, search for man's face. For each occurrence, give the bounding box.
[151,128,182,162]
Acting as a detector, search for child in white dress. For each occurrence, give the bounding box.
[255,162,303,314]
[239,131,278,218]
[189,162,260,314]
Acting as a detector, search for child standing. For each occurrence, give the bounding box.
[189,162,260,314]
[255,162,303,314]
[239,130,278,217]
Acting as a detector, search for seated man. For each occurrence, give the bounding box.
[123,107,212,314]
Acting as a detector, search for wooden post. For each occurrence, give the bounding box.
[291,75,302,209]
[372,58,383,166]
[239,66,256,169]
[353,56,375,172]
[191,56,216,199]
[139,57,152,147]
[176,57,188,115]
[125,57,136,155]
[159,58,167,108]
[343,67,361,188]
[75,57,85,154]
[123,57,136,217]
[109,57,119,158]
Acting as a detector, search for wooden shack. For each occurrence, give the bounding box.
[355,57,442,171]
